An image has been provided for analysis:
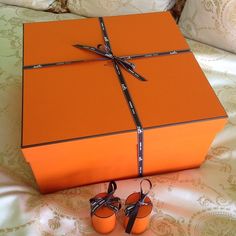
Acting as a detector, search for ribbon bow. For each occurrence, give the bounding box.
[90,181,121,216]
[124,179,152,234]
[73,43,146,82]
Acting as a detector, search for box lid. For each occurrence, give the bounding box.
[22,12,226,147]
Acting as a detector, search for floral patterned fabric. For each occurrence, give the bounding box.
[179,0,236,54]
[67,0,176,17]
[0,3,236,236]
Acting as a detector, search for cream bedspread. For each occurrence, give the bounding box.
[0,4,236,236]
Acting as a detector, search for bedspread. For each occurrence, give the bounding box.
[0,3,236,236]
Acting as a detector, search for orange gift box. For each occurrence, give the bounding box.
[21,12,227,193]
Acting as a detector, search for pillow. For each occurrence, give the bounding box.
[67,0,176,17]
[48,0,69,13]
[178,0,236,53]
[0,0,55,10]
[0,0,68,12]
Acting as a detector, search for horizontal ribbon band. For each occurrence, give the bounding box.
[23,49,190,70]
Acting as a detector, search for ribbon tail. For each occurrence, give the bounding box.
[125,207,139,234]
[118,60,147,81]
[127,69,147,82]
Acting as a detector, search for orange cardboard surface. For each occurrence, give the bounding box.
[124,192,153,234]
[22,12,227,193]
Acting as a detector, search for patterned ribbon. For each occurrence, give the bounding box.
[90,181,121,216]
[73,44,146,82]
[24,17,191,177]
[124,179,152,234]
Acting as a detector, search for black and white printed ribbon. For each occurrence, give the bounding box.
[124,179,152,234]
[90,181,121,216]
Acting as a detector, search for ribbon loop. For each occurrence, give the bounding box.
[73,44,109,58]
[107,180,117,195]
[90,181,121,216]
[140,178,152,199]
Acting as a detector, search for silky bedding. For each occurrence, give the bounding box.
[0,3,236,236]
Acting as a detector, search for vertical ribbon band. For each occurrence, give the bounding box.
[97,17,144,177]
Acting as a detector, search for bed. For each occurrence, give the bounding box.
[0,3,236,235]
